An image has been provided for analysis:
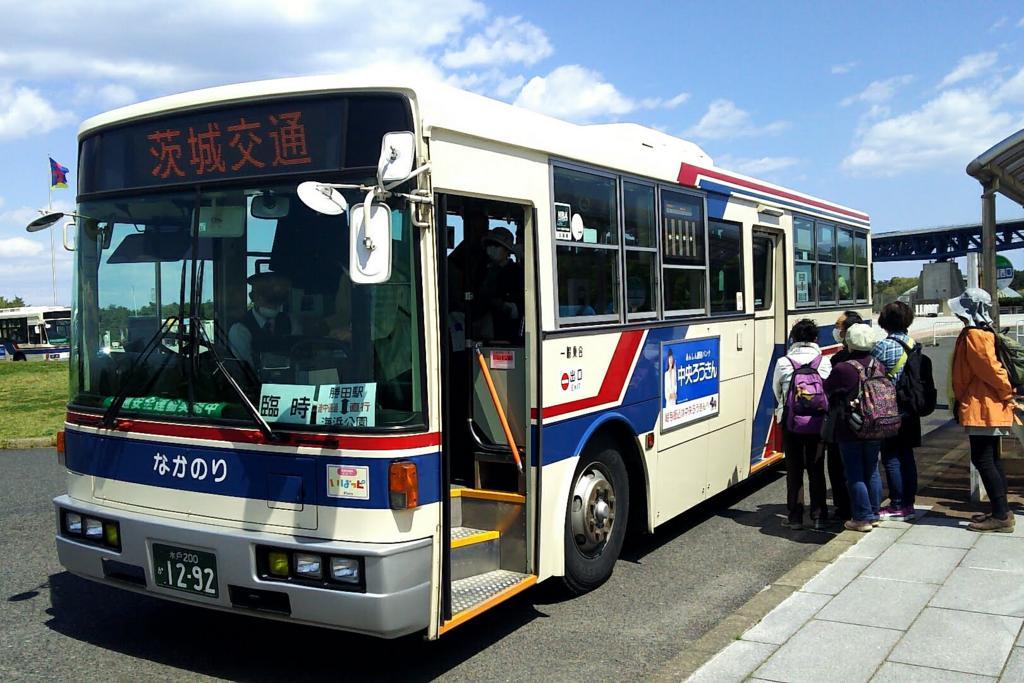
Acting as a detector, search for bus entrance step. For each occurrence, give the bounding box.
[450,527,500,580]
[450,569,531,615]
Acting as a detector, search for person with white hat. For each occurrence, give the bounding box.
[824,322,884,532]
[949,288,1017,532]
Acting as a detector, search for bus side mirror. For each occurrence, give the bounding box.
[63,222,77,251]
[378,132,416,186]
[349,201,392,284]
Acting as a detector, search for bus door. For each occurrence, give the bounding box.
[435,194,535,633]
[751,230,786,466]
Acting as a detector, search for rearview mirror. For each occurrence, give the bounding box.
[350,202,392,284]
[251,192,291,219]
[377,132,416,185]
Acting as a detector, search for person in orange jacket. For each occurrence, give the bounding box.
[949,288,1017,532]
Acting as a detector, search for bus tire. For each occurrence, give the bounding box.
[563,440,629,595]
[12,352,26,361]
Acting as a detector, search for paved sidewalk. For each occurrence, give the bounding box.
[686,509,1024,682]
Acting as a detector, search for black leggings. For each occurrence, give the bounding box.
[969,435,1010,518]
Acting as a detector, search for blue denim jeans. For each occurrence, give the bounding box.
[839,440,882,522]
[881,441,917,509]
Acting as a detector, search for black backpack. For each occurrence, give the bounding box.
[891,337,936,417]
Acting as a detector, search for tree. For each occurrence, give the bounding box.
[872,276,918,312]
[0,296,26,308]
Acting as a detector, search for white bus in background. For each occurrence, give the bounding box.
[45,75,871,640]
[0,306,71,361]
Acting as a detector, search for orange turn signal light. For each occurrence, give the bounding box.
[56,430,66,457]
[389,460,419,510]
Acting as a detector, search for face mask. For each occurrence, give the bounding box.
[257,304,283,318]
[833,328,843,344]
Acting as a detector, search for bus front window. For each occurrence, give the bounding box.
[72,185,424,430]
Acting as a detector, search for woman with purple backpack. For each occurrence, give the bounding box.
[772,319,832,531]
[824,323,890,532]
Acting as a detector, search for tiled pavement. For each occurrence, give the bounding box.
[686,510,1024,682]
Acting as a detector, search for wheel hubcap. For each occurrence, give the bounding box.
[570,467,616,556]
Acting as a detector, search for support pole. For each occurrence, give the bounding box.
[966,252,980,289]
[982,184,999,329]
[974,183,999,503]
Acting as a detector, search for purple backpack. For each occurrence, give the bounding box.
[847,358,901,440]
[785,355,829,434]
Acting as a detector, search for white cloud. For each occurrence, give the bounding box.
[446,68,525,99]
[659,92,692,109]
[938,52,998,89]
[991,17,1008,31]
[831,61,858,75]
[0,84,74,140]
[840,75,914,107]
[717,155,799,176]
[74,83,138,109]
[683,99,787,141]
[842,88,1019,175]
[442,16,552,69]
[513,65,635,122]
[0,236,44,258]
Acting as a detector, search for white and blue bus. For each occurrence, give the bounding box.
[46,76,871,639]
[0,305,71,361]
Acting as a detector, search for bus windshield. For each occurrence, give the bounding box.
[71,184,425,431]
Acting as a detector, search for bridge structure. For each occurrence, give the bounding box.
[871,218,1024,263]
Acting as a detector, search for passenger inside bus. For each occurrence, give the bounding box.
[474,226,523,343]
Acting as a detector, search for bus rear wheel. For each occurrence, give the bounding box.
[12,352,26,361]
[563,441,629,595]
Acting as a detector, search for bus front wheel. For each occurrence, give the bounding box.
[563,441,629,595]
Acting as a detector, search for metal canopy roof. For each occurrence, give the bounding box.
[967,128,1024,205]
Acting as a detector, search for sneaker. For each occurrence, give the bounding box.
[813,518,830,531]
[971,512,992,523]
[878,506,901,520]
[968,515,1015,533]
[844,520,873,533]
[783,519,803,531]
[899,506,917,522]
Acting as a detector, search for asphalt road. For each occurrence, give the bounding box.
[1,448,834,682]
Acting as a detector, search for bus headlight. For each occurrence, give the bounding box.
[64,512,82,534]
[330,557,360,584]
[85,518,103,539]
[294,553,323,580]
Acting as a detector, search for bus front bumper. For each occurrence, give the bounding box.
[53,495,433,639]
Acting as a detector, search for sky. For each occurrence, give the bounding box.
[3,1,1024,305]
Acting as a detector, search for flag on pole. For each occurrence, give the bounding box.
[49,157,69,189]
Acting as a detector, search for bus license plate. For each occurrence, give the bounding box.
[153,543,219,598]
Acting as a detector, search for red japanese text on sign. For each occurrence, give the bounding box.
[227,118,266,171]
[269,112,312,166]
[187,123,226,176]
[148,129,186,179]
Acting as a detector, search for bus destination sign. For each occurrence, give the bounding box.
[79,95,412,194]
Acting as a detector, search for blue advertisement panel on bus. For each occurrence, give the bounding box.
[661,336,720,432]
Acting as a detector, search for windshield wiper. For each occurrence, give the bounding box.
[191,318,279,441]
[101,316,178,428]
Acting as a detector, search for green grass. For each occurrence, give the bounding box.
[0,361,68,444]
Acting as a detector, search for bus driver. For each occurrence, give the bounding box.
[228,271,302,367]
